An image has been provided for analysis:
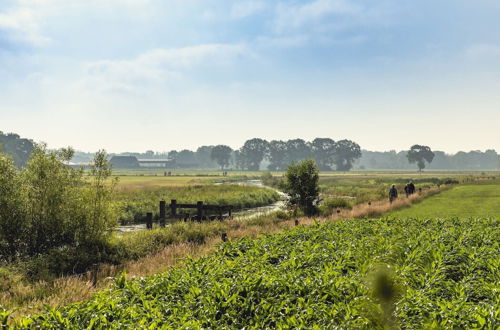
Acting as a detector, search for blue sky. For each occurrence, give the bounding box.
[1,0,499,153]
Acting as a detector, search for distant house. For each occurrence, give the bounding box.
[110,155,140,168]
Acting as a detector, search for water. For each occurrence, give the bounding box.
[116,180,287,232]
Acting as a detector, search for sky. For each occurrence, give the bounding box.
[1,0,500,153]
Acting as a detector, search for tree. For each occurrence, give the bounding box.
[196,146,217,168]
[332,139,361,171]
[0,152,27,257]
[0,145,117,260]
[309,138,336,170]
[0,131,35,167]
[283,159,320,216]
[239,138,269,171]
[211,145,232,170]
[267,140,288,171]
[285,139,311,164]
[407,145,435,171]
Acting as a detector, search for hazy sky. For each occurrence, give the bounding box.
[1,0,499,153]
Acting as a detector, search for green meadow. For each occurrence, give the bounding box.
[388,184,500,218]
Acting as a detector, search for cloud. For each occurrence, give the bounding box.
[230,1,266,19]
[274,0,364,31]
[84,43,249,93]
[0,5,50,46]
[0,0,156,48]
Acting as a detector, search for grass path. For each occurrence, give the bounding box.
[388,184,500,218]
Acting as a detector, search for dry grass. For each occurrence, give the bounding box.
[5,185,444,318]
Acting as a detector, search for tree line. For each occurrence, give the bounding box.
[359,148,500,170]
[108,138,362,171]
[3,130,499,171]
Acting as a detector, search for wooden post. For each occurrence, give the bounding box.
[159,200,166,227]
[197,201,203,221]
[228,207,232,218]
[171,200,177,218]
[219,208,223,220]
[91,263,98,287]
[146,212,153,229]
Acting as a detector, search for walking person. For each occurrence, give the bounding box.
[408,181,416,195]
[389,184,398,204]
[404,184,410,198]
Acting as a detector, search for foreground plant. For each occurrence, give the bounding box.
[15,217,499,328]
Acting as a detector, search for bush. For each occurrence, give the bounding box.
[0,147,117,271]
[283,159,320,216]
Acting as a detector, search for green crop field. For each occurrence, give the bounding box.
[16,217,499,328]
[388,184,500,218]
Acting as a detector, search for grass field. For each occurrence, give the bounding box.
[388,184,500,218]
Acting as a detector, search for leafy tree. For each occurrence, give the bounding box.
[77,150,117,245]
[309,138,336,170]
[232,150,245,170]
[0,145,117,260]
[285,139,311,164]
[283,159,320,216]
[0,131,35,167]
[177,150,197,165]
[267,140,288,171]
[332,139,361,171]
[196,146,217,168]
[239,138,269,171]
[210,145,232,170]
[407,145,435,171]
[0,153,27,258]
[167,150,178,161]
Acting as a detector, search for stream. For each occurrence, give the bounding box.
[117,180,287,233]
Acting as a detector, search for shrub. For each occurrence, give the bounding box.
[283,159,320,216]
[0,146,117,274]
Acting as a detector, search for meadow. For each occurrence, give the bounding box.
[389,183,500,218]
[15,216,499,328]
[114,184,281,224]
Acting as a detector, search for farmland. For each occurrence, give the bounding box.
[1,168,499,326]
[16,216,500,328]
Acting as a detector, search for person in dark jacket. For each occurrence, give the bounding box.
[408,181,416,195]
[389,184,398,203]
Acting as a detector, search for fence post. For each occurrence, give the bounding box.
[197,201,203,220]
[159,200,166,227]
[92,263,98,287]
[228,207,232,218]
[171,199,177,218]
[146,212,153,229]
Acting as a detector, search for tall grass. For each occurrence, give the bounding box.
[115,185,281,224]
